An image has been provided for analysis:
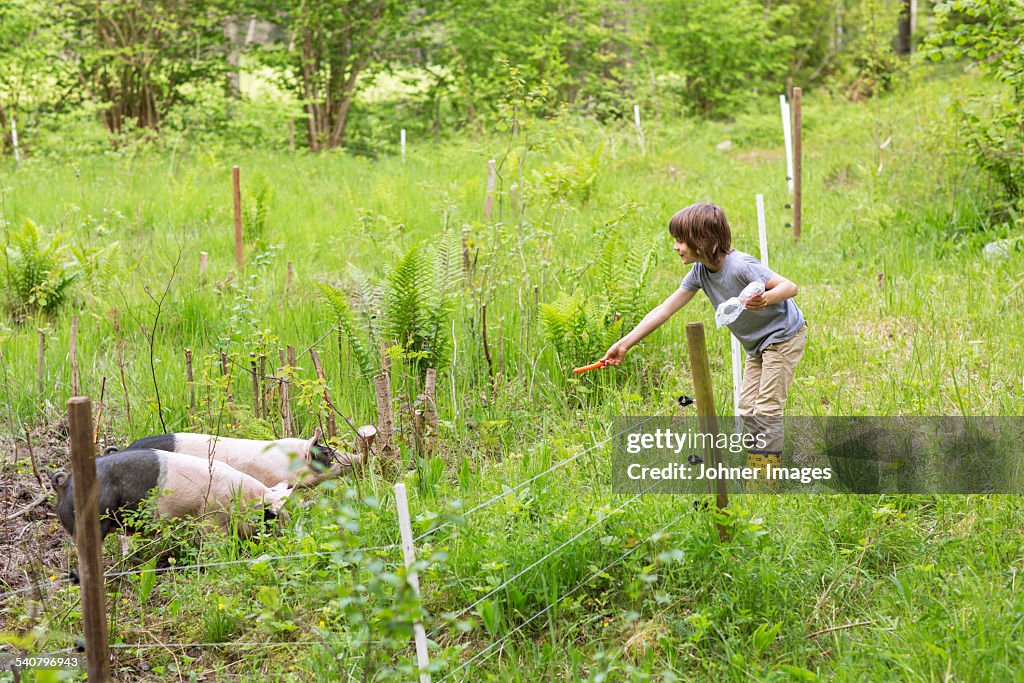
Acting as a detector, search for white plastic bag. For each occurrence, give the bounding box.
[714,281,765,328]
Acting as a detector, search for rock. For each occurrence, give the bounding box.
[716,140,733,151]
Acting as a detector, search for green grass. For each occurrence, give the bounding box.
[2,66,1024,681]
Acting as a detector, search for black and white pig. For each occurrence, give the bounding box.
[123,428,361,489]
[51,449,292,540]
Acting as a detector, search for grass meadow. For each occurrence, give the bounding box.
[1,66,1024,681]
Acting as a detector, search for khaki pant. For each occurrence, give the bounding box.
[739,324,808,455]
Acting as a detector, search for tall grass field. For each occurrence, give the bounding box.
[1,67,1023,682]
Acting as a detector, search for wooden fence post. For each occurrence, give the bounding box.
[68,397,111,682]
[793,87,802,242]
[375,343,394,462]
[37,330,45,397]
[185,349,195,410]
[70,315,80,397]
[286,346,297,436]
[685,322,730,542]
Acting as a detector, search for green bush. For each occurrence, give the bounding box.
[650,0,796,118]
[927,0,1024,208]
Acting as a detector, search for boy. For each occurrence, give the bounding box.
[602,202,807,478]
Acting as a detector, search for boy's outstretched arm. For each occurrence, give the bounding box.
[602,288,695,365]
[745,273,798,311]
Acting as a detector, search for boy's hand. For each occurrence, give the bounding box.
[745,292,770,311]
[602,342,628,366]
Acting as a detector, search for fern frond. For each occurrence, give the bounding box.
[316,281,377,377]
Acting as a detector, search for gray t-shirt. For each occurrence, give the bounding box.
[680,249,805,357]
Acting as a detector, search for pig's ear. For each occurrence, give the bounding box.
[303,427,322,463]
[51,470,68,492]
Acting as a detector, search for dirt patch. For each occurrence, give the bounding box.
[0,424,75,629]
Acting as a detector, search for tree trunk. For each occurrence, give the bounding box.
[895,0,912,55]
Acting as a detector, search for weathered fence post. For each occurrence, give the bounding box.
[37,330,45,397]
[686,322,730,542]
[70,315,80,397]
[185,348,195,410]
[793,87,802,242]
[250,352,260,420]
[374,373,394,462]
[68,397,111,682]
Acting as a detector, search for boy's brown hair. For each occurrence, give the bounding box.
[668,202,733,264]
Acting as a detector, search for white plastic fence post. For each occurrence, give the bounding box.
[633,104,645,156]
[731,336,743,417]
[401,129,406,160]
[10,115,20,165]
[756,193,769,268]
[780,95,793,195]
[394,482,432,683]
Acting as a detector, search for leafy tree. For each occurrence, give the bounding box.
[428,0,638,125]
[927,0,1024,204]
[648,0,796,118]
[0,0,71,151]
[60,0,233,133]
[254,0,410,151]
[835,0,905,100]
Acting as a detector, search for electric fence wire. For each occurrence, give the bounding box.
[438,509,688,681]
[426,479,660,640]
[0,543,401,600]
[413,400,681,544]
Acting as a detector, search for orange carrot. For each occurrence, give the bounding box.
[572,360,607,374]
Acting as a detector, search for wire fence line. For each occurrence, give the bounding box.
[4,401,684,598]
[6,638,385,660]
[102,543,401,580]
[413,401,681,545]
[427,480,659,640]
[109,639,382,650]
[1,543,402,601]
[4,395,693,680]
[438,509,688,681]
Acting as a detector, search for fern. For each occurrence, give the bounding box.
[69,240,122,300]
[539,290,623,367]
[384,245,430,353]
[346,263,382,350]
[420,230,463,369]
[243,172,271,241]
[319,239,460,377]
[316,281,377,377]
[4,219,79,318]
